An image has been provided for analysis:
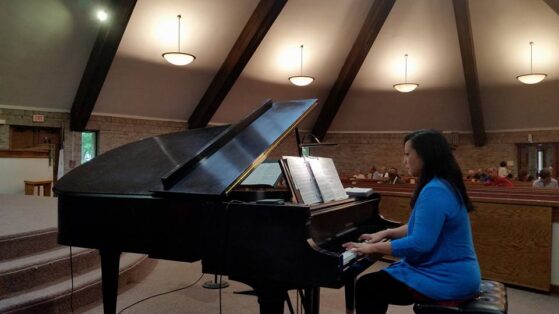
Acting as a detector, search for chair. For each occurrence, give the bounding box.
[24,180,53,196]
[413,280,507,314]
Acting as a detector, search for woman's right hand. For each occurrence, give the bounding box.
[358,231,386,243]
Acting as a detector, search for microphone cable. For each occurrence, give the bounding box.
[118,273,204,314]
[69,246,75,314]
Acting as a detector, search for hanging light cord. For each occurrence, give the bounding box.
[299,45,304,76]
[404,54,408,83]
[529,41,533,73]
[177,15,181,52]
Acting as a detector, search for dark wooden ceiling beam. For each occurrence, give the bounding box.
[311,0,395,140]
[452,0,486,147]
[70,0,137,131]
[188,0,287,129]
[544,0,559,15]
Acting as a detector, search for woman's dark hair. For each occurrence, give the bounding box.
[500,161,507,167]
[404,129,474,212]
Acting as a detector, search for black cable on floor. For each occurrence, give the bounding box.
[118,273,204,314]
[296,289,299,314]
[69,246,74,314]
[219,274,223,314]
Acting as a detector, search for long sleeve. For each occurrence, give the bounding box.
[384,178,481,300]
[391,186,452,258]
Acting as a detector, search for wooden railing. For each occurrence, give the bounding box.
[0,149,50,158]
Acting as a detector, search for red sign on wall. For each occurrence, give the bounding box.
[32,114,45,122]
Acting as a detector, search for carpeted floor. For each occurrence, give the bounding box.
[80,259,559,314]
[2,194,557,313]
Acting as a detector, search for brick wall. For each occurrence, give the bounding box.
[269,130,559,178]
[0,108,72,173]
[0,108,187,174]
[86,115,186,154]
[2,107,559,177]
[0,108,69,150]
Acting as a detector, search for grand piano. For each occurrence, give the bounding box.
[54,99,399,314]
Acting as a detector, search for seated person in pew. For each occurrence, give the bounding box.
[465,169,477,182]
[474,168,488,182]
[381,166,389,179]
[484,168,513,187]
[517,169,534,182]
[369,166,384,180]
[387,167,404,184]
[497,161,511,178]
[353,169,367,179]
[343,129,481,314]
[532,168,559,189]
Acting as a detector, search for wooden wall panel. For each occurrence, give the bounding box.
[379,194,552,291]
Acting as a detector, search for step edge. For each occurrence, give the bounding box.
[0,228,57,242]
[0,254,147,312]
[0,247,93,274]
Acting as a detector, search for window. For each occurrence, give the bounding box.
[81,131,97,163]
[517,143,558,178]
[537,145,544,172]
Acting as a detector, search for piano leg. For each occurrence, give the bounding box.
[255,287,286,314]
[344,277,355,313]
[100,249,121,314]
[302,287,320,314]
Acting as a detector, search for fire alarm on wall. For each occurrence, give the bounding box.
[32,114,45,123]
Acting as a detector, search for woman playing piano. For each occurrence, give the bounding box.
[343,129,481,314]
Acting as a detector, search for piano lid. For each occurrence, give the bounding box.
[53,99,317,198]
[153,98,317,197]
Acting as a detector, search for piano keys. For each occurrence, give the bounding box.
[54,98,399,314]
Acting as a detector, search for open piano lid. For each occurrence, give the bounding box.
[54,99,317,199]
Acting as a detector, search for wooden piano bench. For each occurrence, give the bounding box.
[413,280,507,314]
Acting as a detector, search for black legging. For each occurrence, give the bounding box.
[355,270,416,314]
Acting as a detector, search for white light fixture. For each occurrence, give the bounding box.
[96,10,108,22]
[289,45,314,86]
[516,42,546,84]
[393,54,418,93]
[162,15,195,66]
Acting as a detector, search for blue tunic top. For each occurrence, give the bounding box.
[385,177,481,300]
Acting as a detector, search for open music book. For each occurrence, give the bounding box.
[280,156,348,204]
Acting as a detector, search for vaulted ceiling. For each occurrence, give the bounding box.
[1,0,558,139]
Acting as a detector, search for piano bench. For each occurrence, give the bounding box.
[413,280,507,314]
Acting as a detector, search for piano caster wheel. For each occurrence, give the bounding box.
[202,274,229,289]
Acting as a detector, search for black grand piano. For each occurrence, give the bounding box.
[54,99,398,314]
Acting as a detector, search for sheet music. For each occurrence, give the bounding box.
[306,157,348,202]
[284,156,323,204]
[241,162,282,186]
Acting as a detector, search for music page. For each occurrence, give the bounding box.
[241,161,282,186]
[306,157,348,202]
[284,156,323,204]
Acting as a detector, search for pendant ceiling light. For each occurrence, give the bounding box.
[393,54,418,93]
[162,15,195,66]
[289,45,314,86]
[516,42,546,84]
